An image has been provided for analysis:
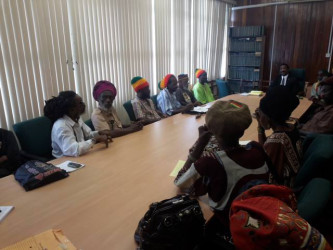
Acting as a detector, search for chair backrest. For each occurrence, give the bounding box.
[123,100,136,121]
[151,94,158,108]
[290,68,306,93]
[13,116,53,160]
[85,119,95,131]
[216,79,229,98]
[295,134,333,187]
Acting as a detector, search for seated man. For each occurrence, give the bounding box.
[130,76,163,125]
[0,128,22,178]
[91,80,143,137]
[157,74,193,116]
[192,69,215,104]
[175,74,201,106]
[300,76,333,134]
[299,69,331,124]
[309,69,330,102]
[270,63,299,96]
[44,91,109,158]
[175,100,269,235]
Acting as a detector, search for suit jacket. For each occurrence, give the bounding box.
[270,75,300,95]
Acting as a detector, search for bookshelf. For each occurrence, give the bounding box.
[228,26,265,93]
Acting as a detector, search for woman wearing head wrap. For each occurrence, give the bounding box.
[130,76,163,125]
[175,74,201,106]
[175,100,269,240]
[91,80,143,138]
[156,74,193,116]
[255,86,301,187]
[300,76,333,134]
[192,68,215,104]
[44,91,109,158]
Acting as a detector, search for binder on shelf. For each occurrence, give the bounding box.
[228,26,265,93]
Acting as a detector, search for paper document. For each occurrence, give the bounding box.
[170,160,185,177]
[240,140,251,146]
[249,90,263,96]
[192,106,209,113]
[0,206,14,222]
[2,229,77,250]
[240,92,250,96]
[56,160,85,173]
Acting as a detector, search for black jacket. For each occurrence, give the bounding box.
[270,74,300,95]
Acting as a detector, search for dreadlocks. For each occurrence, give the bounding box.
[44,91,77,123]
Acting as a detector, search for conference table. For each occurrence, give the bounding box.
[0,94,311,249]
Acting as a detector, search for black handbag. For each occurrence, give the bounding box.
[135,194,206,250]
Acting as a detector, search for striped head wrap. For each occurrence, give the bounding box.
[131,76,149,92]
[93,80,117,101]
[195,69,206,78]
[159,74,173,90]
[158,81,162,90]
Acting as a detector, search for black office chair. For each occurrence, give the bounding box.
[85,119,95,131]
[151,94,158,108]
[13,116,54,162]
[290,68,306,94]
[123,100,137,121]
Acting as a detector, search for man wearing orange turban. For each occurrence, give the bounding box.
[157,74,193,116]
[130,76,163,125]
[193,69,215,104]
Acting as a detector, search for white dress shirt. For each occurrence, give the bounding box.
[51,115,99,158]
[280,74,289,86]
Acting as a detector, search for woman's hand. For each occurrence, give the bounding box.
[254,108,264,128]
[197,125,212,147]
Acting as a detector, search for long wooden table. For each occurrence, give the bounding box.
[0,94,311,249]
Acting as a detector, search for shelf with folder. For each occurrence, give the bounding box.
[228,26,265,93]
[227,79,260,93]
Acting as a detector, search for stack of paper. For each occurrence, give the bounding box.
[192,106,209,113]
[249,90,263,96]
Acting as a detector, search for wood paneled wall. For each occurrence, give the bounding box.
[231,0,333,85]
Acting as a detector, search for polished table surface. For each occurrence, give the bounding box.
[0,94,311,249]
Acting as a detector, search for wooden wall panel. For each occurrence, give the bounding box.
[231,0,333,85]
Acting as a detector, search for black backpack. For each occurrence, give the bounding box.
[15,160,69,191]
[135,194,205,250]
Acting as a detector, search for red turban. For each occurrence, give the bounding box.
[93,81,117,101]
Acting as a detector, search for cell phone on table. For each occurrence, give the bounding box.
[67,162,83,169]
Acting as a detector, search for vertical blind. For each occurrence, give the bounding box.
[0,0,231,129]
[0,0,74,129]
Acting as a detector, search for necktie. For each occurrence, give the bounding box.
[281,77,285,86]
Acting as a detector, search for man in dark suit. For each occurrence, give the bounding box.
[270,63,300,95]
